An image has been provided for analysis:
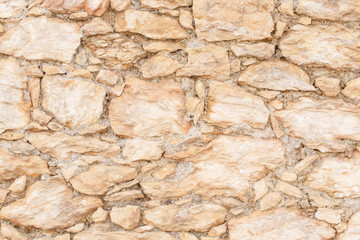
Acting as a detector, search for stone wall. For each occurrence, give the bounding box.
[0,0,359,239]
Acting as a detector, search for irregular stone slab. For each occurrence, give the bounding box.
[205,81,269,129]
[141,0,191,9]
[0,17,81,63]
[296,0,360,22]
[0,176,102,230]
[82,17,113,35]
[231,43,275,59]
[279,24,360,70]
[109,77,190,137]
[193,0,274,41]
[42,75,106,129]
[74,230,175,240]
[238,60,315,91]
[141,52,183,79]
[338,211,360,240]
[122,138,164,161]
[176,44,230,81]
[70,164,137,195]
[27,132,120,159]
[41,0,110,16]
[228,208,335,240]
[315,76,341,97]
[0,0,27,18]
[274,97,360,141]
[115,10,187,39]
[142,40,184,52]
[342,78,360,101]
[110,205,140,230]
[143,204,227,232]
[0,58,30,133]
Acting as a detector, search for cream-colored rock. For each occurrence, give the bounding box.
[42,65,65,75]
[47,121,64,131]
[41,0,110,16]
[275,181,302,198]
[278,0,294,15]
[0,189,9,203]
[82,17,113,35]
[67,223,85,233]
[115,10,187,39]
[280,170,297,182]
[104,190,144,202]
[260,192,282,211]
[193,0,274,41]
[238,60,315,91]
[23,122,48,132]
[78,124,108,135]
[279,24,360,70]
[8,175,27,193]
[111,0,130,11]
[274,97,360,141]
[0,176,102,230]
[179,9,193,29]
[254,178,269,202]
[109,78,190,137]
[24,65,43,77]
[308,192,340,208]
[96,69,118,86]
[110,83,125,97]
[143,40,184,53]
[205,81,269,129]
[7,140,35,155]
[74,229,176,240]
[141,52,183,79]
[152,162,177,180]
[274,21,287,38]
[228,208,335,240]
[28,132,120,159]
[299,17,312,25]
[123,139,164,162]
[315,76,341,97]
[110,205,140,230]
[315,208,342,225]
[179,232,198,240]
[1,223,25,240]
[271,114,284,136]
[0,131,24,141]
[177,44,230,81]
[0,17,81,63]
[70,164,137,195]
[92,207,108,223]
[32,109,52,125]
[41,75,106,129]
[186,97,201,112]
[338,211,360,240]
[69,11,88,20]
[270,99,283,110]
[27,78,40,109]
[293,155,319,172]
[143,204,227,232]
[141,0,191,9]
[0,0,26,18]
[208,224,226,237]
[231,43,275,60]
[342,78,360,101]
[305,141,346,153]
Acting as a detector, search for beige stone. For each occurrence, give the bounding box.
[176,44,230,81]
[67,223,85,233]
[69,11,88,20]
[24,122,48,132]
[82,17,113,35]
[141,52,183,79]
[231,43,275,60]
[0,131,24,141]
[186,97,201,112]
[159,8,179,16]
[315,208,342,224]
[143,40,184,53]
[47,121,64,131]
[115,10,187,39]
[228,208,335,240]
[0,189,9,203]
[205,81,269,129]
[92,207,108,223]
[279,24,360,70]
[110,83,125,97]
[179,232,198,240]
[122,138,164,161]
[41,0,110,16]
[42,65,65,75]
[299,17,312,25]
[152,162,177,180]
[111,0,130,11]
[270,99,283,110]
[275,181,302,198]
[8,175,27,193]
[0,176,102,230]
[193,0,274,41]
[338,211,360,240]
[109,78,190,137]
[238,60,315,91]
[141,0,191,9]
[179,9,193,29]
[32,109,52,125]
[143,204,227,232]
[0,0,26,18]
[7,140,35,155]
[315,76,341,97]
[260,192,282,211]
[342,78,360,101]
[74,230,176,240]
[24,65,43,77]
[254,178,269,202]
[305,141,346,153]
[71,68,94,79]
[96,69,118,86]
[294,155,319,172]
[258,90,281,99]
[208,224,226,237]
[110,205,140,230]
[78,124,108,135]
[274,21,287,38]
[278,0,294,15]
[104,190,144,202]
[1,223,25,240]
[280,170,297,182]
[308,192,339,208]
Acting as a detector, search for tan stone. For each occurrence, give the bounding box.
[0,0,26,18]
[315,208,342,224]
[315,76,341,97]
[179,232,198,240]
[280,170,297,182]
[152,162,177,180]
[96,69,118,86]
[24,65,43,77]
[260,192,282,211]
[104,190,144,202]
[115,10,187,39]
[338,211,360,240]
[74,230,176,240]
[186,97,201,112]
[67,223,85,233]
[179,9,193,29]
[42,65,65,75]
[27,132,120,159]
[78,124,108,135]
[231,43,275,60]
[308,192,339,208]
[238,60,315,91]
[8,175,27,193]
[294,155,319,172]
[7,140,35,155]
[176,45,230,81]
[141,52,183,79]
[304,141,346,153]
[254,178,269,202]
[258,90,281,99]
[275,181,302,198]
[69,11,88,20]
[278,0,294,15]
[205,81,269,129]
[1,223,25,240]
[0,176,102,230]
[274,21,287,38]
[110,83,125,97]
[193,0,274,41]
[92,207,108,223]
[342,78,360,101]
[143,204,227,232]
[228,208,335,240]
[208,224,226,237]
[71,69,94,80]
[41,0,110,16]
[47,121,64,131]
[270,99,283,110]
[32,109,52,125]
[142,40,184,53]
[24,122,48,132]
[110,205,140,230]
[299,17,312,25]
[82,17,113,35]
[141,0,191,9]
[122,138,164,161]
[0,189,9,203]
[279,24,360,70]
[109,78,190,137]
[0,131,24,141]
[111,0,130,11]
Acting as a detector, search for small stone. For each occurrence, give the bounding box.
[41,0,110,16]
[62,167,77,181]
[141,0,191,9]
[23,122,48,132]
[304,141,346,153]
[274,21,287,38]
[260,192,282,211]
[32,109,52,125]
[342,78,360,101]
[78,124,108,135]
[135,225,154,233]
[299,17,312,25]
[141,162,158,174]
[269,99,283,110]
[26,6,47,16]
[123,138,164,161]
[280,170,297,182]
[159,8,179,16]
[141,52,183,79]
[8,175,27,193]
[110,205,140,230]
[7,141,35,155]
[104,190,144,202]
[96,69,118,86]
[338,211,360,239]
[142,40,184,53]
[294,155,319,172]
[254,178,269,202]
[92,207,108,223]
[70,69,94,79]
[308,192,340,208]
[0,189,9,203]
[208,224,226,237]
[110,83,125,97]
[278,0,294,15]
[0,132,24,141]
[315,76,341,97]
[258,90,280,99]
[82,17,113,35]
[152,162,177,180]
[69,11,88,20]
[275,180,302,198]
[42,65,65,75]
[335,222,347,234]
[67,223,85,233]
[53,234,70,240]
[1,223,25,240]
[47,121,64,131]
[230,59,241,73]
[0,0,27,18]
[315,208,342,225]
[111,0,130,11]
[179,232,198,240]
[231,43,275,60]
[179,9,193,29]
[23,65,43,77]
[186,97,201,112]
[74,230,176,240]
[242,58,257,66]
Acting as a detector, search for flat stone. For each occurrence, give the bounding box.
[254,179,269,202]
[109,77,190,137]
[0,17,81,63]
[41,0,110,16]
[238,60,315,91]
[141,0,191,9]
[342,78,360,101]
[231,43,275,59]
[179,9,193,29]
[28,77,40,109]
[82,17,113,35]
[228,208,335,240]
[260,192,282,211]
[304,141,346,153]
[104,190,144,202]
[152,162,177,180]
[143,204,227,232]
[278,0,294,15]
[96,69,118,86]
[338,211,360,240]
[205,81,269,129]
[0,176,102,230]
[74,230,176,240]
[0,0,27,18]
[92,207,108,223]
[141,52,183,79]
[8,175,27,193]
[142,40,184,53]
[42,75,106,129]
[1,223,25,240]
[111,0,130,11]
[110,205,140,230]
[78,124,108,135]
[275,180,302,198]
[279,24,360,70]
[193,0,274,41]
[179,232,198,240]
[123,138,164,161]
[315,76,341,97]
[315,208,342,224]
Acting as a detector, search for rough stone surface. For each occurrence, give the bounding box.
[123,138,164,161]
[41,0,110,16]
[141,52,183,79]
[110,205,140,230]
[231,43,275,59]
[0,0,26,18]
[342,78,360,101]
[141,0,191,9]
[338,211,360,240]
[74,230,176,240]
[315,76,341,97]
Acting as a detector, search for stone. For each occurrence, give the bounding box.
[82,17,113,35]
[274,21,287,38]
[0,17,81,63]
[143,204,227,232]
[74,230,176,240]
[280,170,297,182]
[274,97,360,141]
[142,40,184,53]
[41,0,110,16]
[32,109,52,125]
[176,44,230,81]
[254,178,269,202]
[152,162,177,180]
[111,0,130,11]
[293,155,319,172]
[109,77,190,137]
[0,0,26,18]
[315,76,341,97]
[179,9,193,29]
[78,124,108,135]
[0,132,24,141]
[71,69,94,80]
[0,176,102,230]
[308,192,340,208]
[8,175,27,193]
[110,205,140,230]
[27,132,120,159]
[24,122,48,132]
[279,24,360,70]
[260,192,282,211]
[70,164,137,195]
[141,52,183,79]
[96,69,118,86]
[338,211,360,240]
[67,223,85,233]
[1,223,25,240]
[193,0,274,41]
[7,141,34,155]
[304,141,346,153]
[275,181,302,198]
[0,189,9,203]
[231,43,275,60]
[238,60,315,91]
[315,208,342,224]
[278,0,294,15]
[47,121,64,131]
[69,11,88,20]
[296,0,360,22]
[299,17,312,25]
[0,58,30,133]
[141,0,191,9]
[92,207,108,223]
[186,97,201,112]
[205,81,269,129]
[342,78,360,101]
[24,65,43,77]
[115,10,187,39]
[270,99,283,110]
[179,232,198,240]
[42,65,65,75]
[104,190,144,202]
[110,83,125,97]
[208,224,226,237]
[228,208,335,240]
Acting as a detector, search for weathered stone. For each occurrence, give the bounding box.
[141,52,183,79]
[0,131,24,141]
[315,208,342,224]
[123,138,164,161]
[143,204,227,232]
[254,178,269,202]
[0,0,27,18]
[274,21,287,38]
[141,0,191,9]
[82,17,113,35]
[96,69,118,86]
[78,124,108,135]
[69,11,88,20]
[152,162,177,180]
[32,109,52,125]
[67,223,85,233]
[104,190,144,202]
[41,0,110,16]
[109,77,190,137]
[193,0,274,41]
[92,207,108,223]
[111,0,130,11]
[42,75,106,129]
[231,43,275,59]
[293,155,319,172]
[342,78,360,101]
[47,121,64,131]
[279,24,360,70]
[0,189,9,203]
[280,170,297,182]
[274,97,360,141]
[8,175,27,193]
[142,40,184,53]
[110,205,140,230]
[179,232,198,240]
[338,211,360,240]
[0,17,81,63]
[1,223,25,240]
[27,132,120,159]
[260,192,282,211]
[315,76,341,97]
[205,81,269,129]
[74,229,176,240]
[275,180,302,198]
[176,45,230,81]
[238,60,315,91]
[299,17,312,25]
[278,0,294,15]
[229,209,335,239]
[115,10,187,39]
[308,192,340,208]
[179,9,193,29]
[0,176,102,230]
[304,141,346,153]
[70,69,93,80]
[110,83,125,97]
[7,140,35,155]
[24,65,43,77]
[208,224,226,237]
[23,122,48,132]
